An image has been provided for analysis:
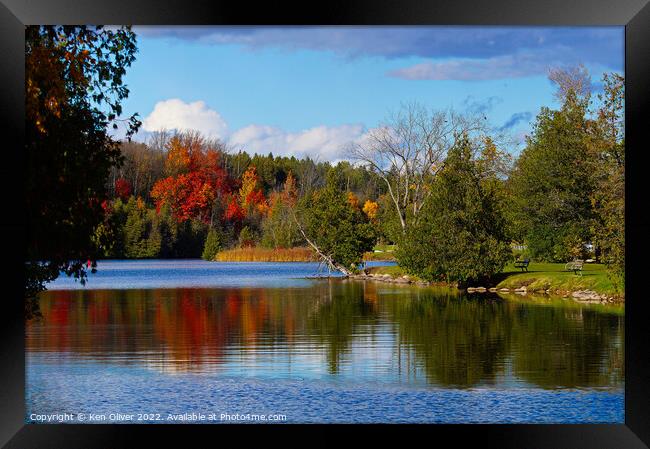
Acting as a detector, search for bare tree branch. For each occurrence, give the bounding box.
[349,102,494,234]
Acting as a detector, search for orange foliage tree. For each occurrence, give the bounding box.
[238,166,269,216]
[150,133,232,224]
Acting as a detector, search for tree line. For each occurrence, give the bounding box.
[96,132,386,265]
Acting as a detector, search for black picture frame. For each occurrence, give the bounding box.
[1,0,649,447]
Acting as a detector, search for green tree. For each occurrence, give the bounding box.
[261,199,302,248]
[121,197,160,258]
[588,73,625,291]
[25,25,139,299]
[397,135,511,285]
[508,67,596,262]
[299,170,375,273]
[202,227,223,260]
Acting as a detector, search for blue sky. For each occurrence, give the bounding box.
[120,26,624,161]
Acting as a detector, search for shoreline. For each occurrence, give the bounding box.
[344,272,624,305]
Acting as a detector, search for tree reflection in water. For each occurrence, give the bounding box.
[27,281,623,389]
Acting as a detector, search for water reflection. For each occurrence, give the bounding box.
[27,280,623,389]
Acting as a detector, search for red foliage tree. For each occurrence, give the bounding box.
[224,196,245,222]
[150,134,233,223]
[114,178,132,200]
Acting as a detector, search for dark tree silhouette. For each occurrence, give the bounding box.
[25,25,140,306]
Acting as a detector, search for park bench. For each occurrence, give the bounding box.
[514,258,530,272]
[565,259,584,276]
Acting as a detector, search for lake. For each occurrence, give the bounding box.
[26,260,624,424]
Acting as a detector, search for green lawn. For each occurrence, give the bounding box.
[495,262,620,296]
[366,265,406,277]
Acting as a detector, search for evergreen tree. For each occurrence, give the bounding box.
[202,227,223,260]
[397,135,511,285]
[508,67,596,262]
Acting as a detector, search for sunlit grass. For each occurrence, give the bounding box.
[495,262,620,296]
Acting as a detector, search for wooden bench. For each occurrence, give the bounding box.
[514,258,530,272]
[565,259,584,276]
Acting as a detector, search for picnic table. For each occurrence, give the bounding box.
[565,259,584,276]
[514,258,530,272]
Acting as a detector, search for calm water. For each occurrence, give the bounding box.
[26,260,624,423]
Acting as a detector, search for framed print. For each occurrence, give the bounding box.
[1,0,649,447]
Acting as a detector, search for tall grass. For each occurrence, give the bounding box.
[214,246,318,262]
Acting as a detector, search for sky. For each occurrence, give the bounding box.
[118,26,624,161]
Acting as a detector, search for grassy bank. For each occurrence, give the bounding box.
[494,262,621,297]
[365,262,621,298]
[215,247,318,262]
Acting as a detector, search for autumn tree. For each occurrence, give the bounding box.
[150,132,232,224]
[114,178,133,200]
[25,25,140,300]
[111,139,165,200]
[362,200,379,221]
[239,166,269,217]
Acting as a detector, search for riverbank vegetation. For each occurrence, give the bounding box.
[25,23,624,301]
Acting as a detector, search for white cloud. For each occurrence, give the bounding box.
[230,124,366,162]
[141,99,367,162]
[142,99,229,139]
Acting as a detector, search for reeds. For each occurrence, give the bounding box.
[214,247,396,262]
[214,246,319,262]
